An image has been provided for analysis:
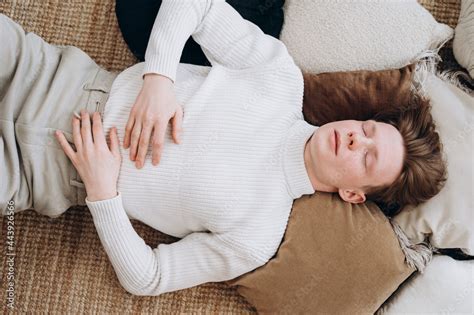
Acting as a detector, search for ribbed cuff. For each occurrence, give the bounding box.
[85,191,130,226]
[142,52,177,84]
[141,0,206,83]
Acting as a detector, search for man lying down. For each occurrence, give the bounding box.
[0,0,447,296]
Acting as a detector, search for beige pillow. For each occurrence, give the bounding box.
[393,73,474,255]
[280,0,453,73]
[454,0,474,78]
[377,255,474,314]
[225,193,415,314]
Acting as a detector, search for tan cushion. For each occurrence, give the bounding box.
[226,193,415,314]
[225,65,417,312]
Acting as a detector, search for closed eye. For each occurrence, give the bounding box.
[362,123,368,169]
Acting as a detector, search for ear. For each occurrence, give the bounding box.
[338,188,366,204]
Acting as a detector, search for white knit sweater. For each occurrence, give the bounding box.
[85,0,318,296]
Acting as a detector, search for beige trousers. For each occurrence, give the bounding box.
[0,14,118,217]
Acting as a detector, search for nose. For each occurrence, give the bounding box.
[347,131,374,151]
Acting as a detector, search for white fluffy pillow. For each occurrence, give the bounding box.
[377,255,474,314]
[454,0,474,78]
[393,73,474,255]
[280,0,453,73]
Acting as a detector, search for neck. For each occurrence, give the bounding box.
[303,133,337,193]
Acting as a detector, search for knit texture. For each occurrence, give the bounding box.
[85,0,318,296]
[280,0,454,74]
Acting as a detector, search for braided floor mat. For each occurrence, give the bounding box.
[0,0,464,313]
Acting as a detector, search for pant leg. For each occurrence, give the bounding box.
[115,0,211,66]
[0,14,117,218]
[226,0,285,38]
[115,0,162,63]
[115,0,284,65]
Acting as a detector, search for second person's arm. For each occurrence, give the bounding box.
[143,0,292,82]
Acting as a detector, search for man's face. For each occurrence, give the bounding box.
[308,119,405,203]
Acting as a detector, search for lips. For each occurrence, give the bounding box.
[334,130,339,156]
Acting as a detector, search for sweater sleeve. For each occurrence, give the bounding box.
[85,191,260,296]
[142,0,290,83]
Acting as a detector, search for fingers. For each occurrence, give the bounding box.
[109,126,120,157]
[80,110,93,146]
[129,120,142,161]
[171,106,183,144]
[135,122,153,168]
[92,112,107,147]
[123,111,136,149]
[151,123,166,166]
[56,111,113,164]
[72,115,83,151]
[54,130,77,163]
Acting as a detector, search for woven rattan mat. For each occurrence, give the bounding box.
[0,0,464,313]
